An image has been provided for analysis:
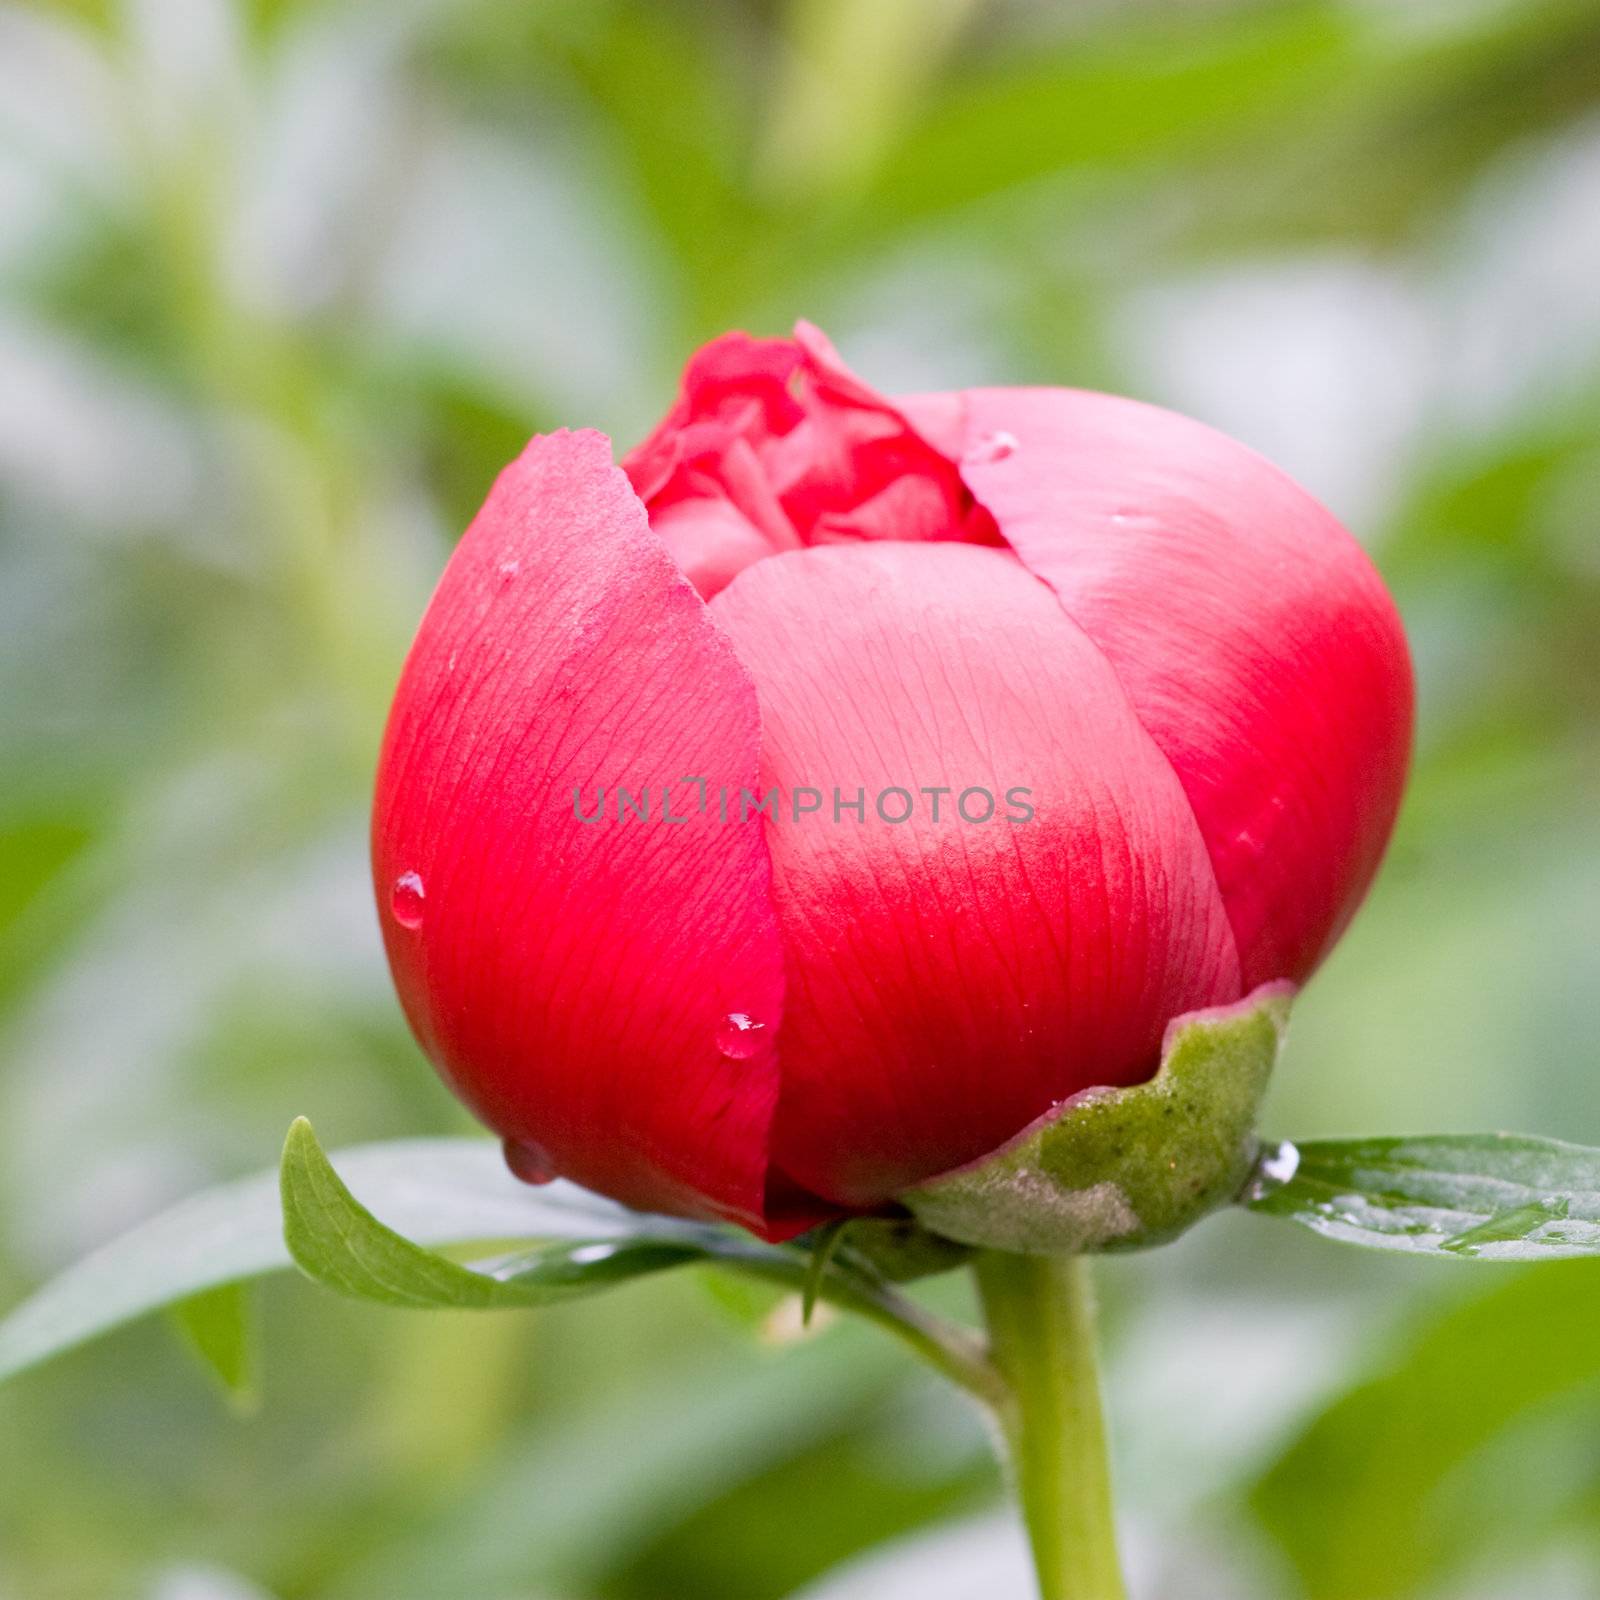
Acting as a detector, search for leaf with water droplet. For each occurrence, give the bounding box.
[1245,1134,1600,1259]
[1439,1196,1572,1257]
[1241,1139,1300,1203]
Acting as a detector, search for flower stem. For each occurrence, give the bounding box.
[974,1252,1128,1600]
[708,1238,1008,1410]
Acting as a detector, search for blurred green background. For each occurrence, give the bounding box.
[2,0,1599,1596]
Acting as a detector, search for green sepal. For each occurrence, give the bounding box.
[796,1216,973,1285]
[900,982,1292,1254]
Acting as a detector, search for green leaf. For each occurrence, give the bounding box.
[859,9,1357,230]
[1244,1133,1600,1258]
[278,1121,1003,1406]
[167,1282,258,1412]
[1251,1263,1600,1598]
[0,1132,636,1385]
[280,1118,707,1310]
[326,1329,910,1600]
[801,1219,850,1327]
[0,1118,996,1407]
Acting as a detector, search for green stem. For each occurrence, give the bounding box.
[713,1242,1008,1409]
[975,1252,1128,1600]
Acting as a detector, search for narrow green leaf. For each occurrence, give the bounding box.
[280,1118,709,1310]
[801,1219,850,1327]
[167,1281,258,1412]
[0,1119,987,1401]
[1244,1133,1600,1259]
[276,1126,1002,1403]
[0,1132,635,1384]
[862,10,1355,229]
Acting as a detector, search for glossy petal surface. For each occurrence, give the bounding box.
[372,431,788,1231]
[711,540,1241,1205]
[956,387,1413,985]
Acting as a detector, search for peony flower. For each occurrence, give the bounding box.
[371,323,1412,1239]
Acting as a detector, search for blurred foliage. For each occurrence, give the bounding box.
[1,0,1598,1596]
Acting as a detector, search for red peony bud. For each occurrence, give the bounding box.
[371,323,1412,1239]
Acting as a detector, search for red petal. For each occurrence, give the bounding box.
[372,430,790,1232]
[626,325,988,598]
[623,333,803,502]
[956,388,1414,987]
[710,540,1241,1207]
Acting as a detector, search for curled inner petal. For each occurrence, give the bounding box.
[624,323,998,598]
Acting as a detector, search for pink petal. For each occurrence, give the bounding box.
[372,430,791,1232]
[623,332,804,500]
[626,326,990,598]
[710,539,1242,1207]
[651,496,787,601]
[955,388,1414,987]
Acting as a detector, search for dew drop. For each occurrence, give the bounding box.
[1242,1139,1300,1202]
[716,1012,766,1059]
[503,1136,558,1185]
[390,871,425,928]
[497,559,521,586]
[967,430,1018,465]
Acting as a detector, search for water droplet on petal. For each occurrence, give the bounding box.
[497,559,521,585]
[967,430,1018,465]
[390,871,425,928]
[716,1012,766,1059]
[504,1137,558,1185]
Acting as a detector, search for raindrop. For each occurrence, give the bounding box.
[1241,1139,1300,1202]
[1440,1195,1569,1256]
[390,871,425,928]
[503,1137,558,1186]
[716,1012,766,1059]
[497,559,521,585]
[967,430,1018,465]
